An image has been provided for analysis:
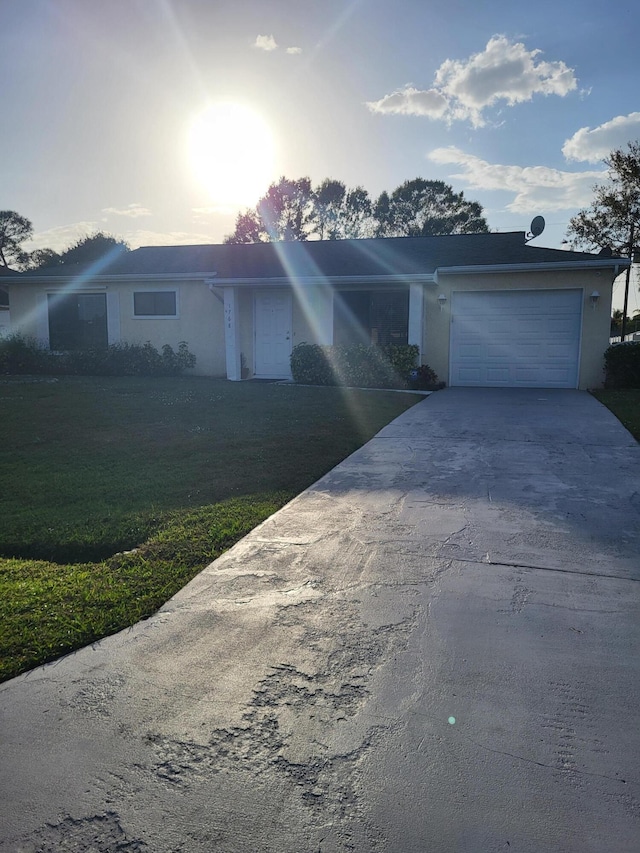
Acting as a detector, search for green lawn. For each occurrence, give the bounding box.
[591,389,640,441]
[0,376,421,681]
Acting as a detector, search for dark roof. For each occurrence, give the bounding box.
[7,232,625,281]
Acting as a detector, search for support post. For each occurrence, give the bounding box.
[621,220,634,342]
[408,283,424,361]
[223,287,242,380]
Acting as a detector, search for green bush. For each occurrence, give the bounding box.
[290,342,427,389]
[0,335,49,374]
[0,335,196,377]
[290,343,336,386]
[604,342,640,389]
[408,364,444,391]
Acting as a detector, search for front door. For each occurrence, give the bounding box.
[254,291,292,378]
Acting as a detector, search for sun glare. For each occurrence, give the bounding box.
[187,102,276,209]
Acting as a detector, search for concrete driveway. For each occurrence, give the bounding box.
[1,388,639,852]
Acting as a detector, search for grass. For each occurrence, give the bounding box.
[0,376,421,681]
[591,389,640,441]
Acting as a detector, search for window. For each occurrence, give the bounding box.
[48,293,108,350]
[333,290,409,347]
[133,291,177,317]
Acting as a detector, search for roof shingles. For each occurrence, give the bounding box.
[5,232,623,282]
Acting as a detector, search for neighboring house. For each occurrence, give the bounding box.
[2,232,629,389]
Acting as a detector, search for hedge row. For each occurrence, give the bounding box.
[0,335,196,376]
[604,342,640,389]
[290,342,442,390]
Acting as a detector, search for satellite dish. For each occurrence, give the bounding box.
[526,216,545,241]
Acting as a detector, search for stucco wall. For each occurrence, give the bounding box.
[7,279,227,377]
[291,286,334,348]
[5,285,45,341]
[423,269,614,390]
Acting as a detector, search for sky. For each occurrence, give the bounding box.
[2,0,639,310]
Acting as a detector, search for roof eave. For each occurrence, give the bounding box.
[211,273,437,287]
[434,258,631,282]
[1,272,217,284]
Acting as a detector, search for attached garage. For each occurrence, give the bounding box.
[449,289,582,388]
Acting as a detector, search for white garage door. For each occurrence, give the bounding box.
[450,289,582,388]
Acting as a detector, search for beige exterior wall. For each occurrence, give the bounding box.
[291,287,334,348]
[8,267,617,387]
[7,279,227,377]
[422,268,614,390]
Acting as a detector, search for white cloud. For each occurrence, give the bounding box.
[254,34,278,51]
[102,203,152,218]
[429,146,604,212]
[25,223,215,252]
[367,87,449,119]
[286,46,302,55]
[562,112,640,162]
[367,35,577,127]
[24,221,99,252]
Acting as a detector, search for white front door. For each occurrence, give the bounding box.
[254,290,292,378]
[449,289,582,388]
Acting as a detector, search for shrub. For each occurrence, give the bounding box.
[0,335,49,374]
[0,335,196,377]
[290,344,334,385]
[290,342,434,389]
[408,364,445,391]
[604,342,640,389]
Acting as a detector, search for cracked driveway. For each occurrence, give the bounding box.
[1,388,640,852]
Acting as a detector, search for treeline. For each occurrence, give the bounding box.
[224,177,489,244]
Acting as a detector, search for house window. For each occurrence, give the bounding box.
[133,291,177,317]
[48,292,108,350]
[333,290,409,347]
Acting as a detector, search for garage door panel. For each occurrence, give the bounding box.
[450,289,581,388]
[487,317,512,335]
[547,342,577,359]
[487,367,511,382]
[516,316,546,335]
[515,342,543,359]
[459,367,483,382]
[514,366,541,382]
[547,315,580,335]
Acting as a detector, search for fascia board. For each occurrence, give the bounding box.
[434,259,631,283]
[2,272,216,285]
[211,274,437,287]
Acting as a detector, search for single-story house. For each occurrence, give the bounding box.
[2,232,629,389]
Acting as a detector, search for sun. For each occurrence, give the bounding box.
[187,102,276,209]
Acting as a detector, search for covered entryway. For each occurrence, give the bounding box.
[254,290,292,379]
[449,289,582,388]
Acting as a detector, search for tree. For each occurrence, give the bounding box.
[225,176,488,244]
[22,248,62,270]
[310,180,374,240]
[57,231,130,265]
[566,141,640,340]
[567,143,640,254]
[311,179,347,240]
[374,179,489,237]
[224,210,265,245]
[225,177,315,243]
[0,211,33,268]
[20,231,130,271]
